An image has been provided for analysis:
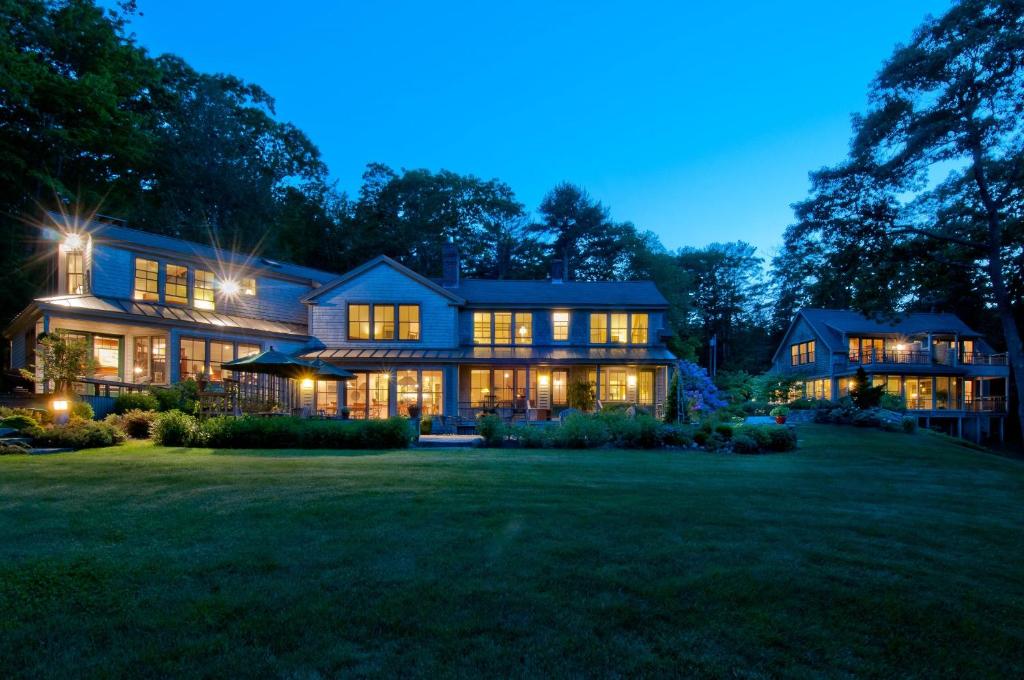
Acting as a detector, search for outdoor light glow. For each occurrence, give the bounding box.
[134,366,143,375]
[63,233,83,250]
[627,374,637,387]
[539,374,549,386]
[51,399,69,412]
[301,378,314,389]
[518,325,527,337]
[219,279,240,295]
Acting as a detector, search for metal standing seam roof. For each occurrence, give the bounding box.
[31,294,310,337]
[800,309,984,350]
[299,346,678,364]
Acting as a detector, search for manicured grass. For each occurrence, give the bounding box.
[1,425,1022,677]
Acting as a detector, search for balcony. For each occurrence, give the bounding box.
[905,396,1005,413]
[848,349,1007,368]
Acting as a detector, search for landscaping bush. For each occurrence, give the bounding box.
[113,392,160,414]
[733,425,772,450]
[714,422,734,439]
[151,379,199,413]
[551,413,610,448]
[151,410,201,446]
[902,416,918,433]
[198,416,414,450]
[662,424,695,447]
[880,393,906,411]
[597,411,665,448]
[476,414,505,447]
[29,418,125,449]
[0,406,49,425]
[506,424,550,449]
[766,426,798,451]
[1,414,39,432]
[70,400,94,420]
[105,409,158,439]
[852,408,883,428]
[731,433,761,454]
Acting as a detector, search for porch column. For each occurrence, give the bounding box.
[952,333,959,367]
[927,332,933,363]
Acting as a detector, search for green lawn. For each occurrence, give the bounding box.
[1,425,1022,678]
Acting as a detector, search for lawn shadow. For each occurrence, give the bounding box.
[206,447,407,459]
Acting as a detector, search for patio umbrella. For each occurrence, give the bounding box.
[221,348,314,378]
[307,359,355,381]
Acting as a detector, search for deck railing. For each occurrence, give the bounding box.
[905,396,1005,412]
[849,349,1008,367]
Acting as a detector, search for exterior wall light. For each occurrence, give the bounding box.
[63,233,83,250]
[627,374,637,387]
[52,399,69,424]
[538,374,549,386]
[219,279,240,295]
[301,378,314,389]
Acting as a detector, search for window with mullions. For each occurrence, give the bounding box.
[348,304,370,340]
[66,251,85,295]
[399,305,420,340]
[474,312,532,345]
[790,340,815,366]
[194,270,216,310]
[552,311,569,341]
[166,264,189,304]
[590,312,649,345]
[179,337,206,379]
[374,305,395,340]
[134,258,159,301]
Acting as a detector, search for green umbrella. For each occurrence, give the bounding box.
[307,359,355,381]
[221,348,314,378]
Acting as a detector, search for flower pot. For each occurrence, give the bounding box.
[775,415,787,424]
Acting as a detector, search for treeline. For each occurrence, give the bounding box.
[0,0,781,373]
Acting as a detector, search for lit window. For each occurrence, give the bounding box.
[194,270,215,310]
[494,312,512,345]
[791,340,815,365]
[421,370,443,416]
[603,368,628,401]
[552,311,569,341]
[208,341,234,381]
[610,313,629,343]
[179,338,206,380]
[348,304,370,340]
[515,313,532,344]
[93,336,120,380]
[638,370,654,405]
[316,380,337,415]
[470,369,492,405]
[133,258,159,301]
[374,304,395,340]
[552,370,568,404]
[590,313,607,344]
[242,277,256,296]
[630,313,648,344]
[166,264,189,304]
[473,312,491,345]
[399,305,420,340]
[66,251,85,295]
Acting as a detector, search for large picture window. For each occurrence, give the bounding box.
[134,258,159,301]
[603,368,628,401]
[316,380,338,416]
[179,338,206,380]
[345,372,391,419]
[93,336,120,380]
[590,312,648,345]
[166,264,189,304]
[474,312,532,345]
[133,336,167,384]
[208,341,234,381]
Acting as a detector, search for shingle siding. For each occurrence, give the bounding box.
[309,263,458,348]
[774,317,829,375]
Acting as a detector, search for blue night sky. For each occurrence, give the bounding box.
[111,1,948,258]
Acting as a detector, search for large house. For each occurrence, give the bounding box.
[2,215,677,421]
[772,309,1010,442]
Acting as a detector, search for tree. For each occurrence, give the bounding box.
[530,183,639,280]
[779,0,1024,441]
[21,331,95,395]
[849,367,884,410]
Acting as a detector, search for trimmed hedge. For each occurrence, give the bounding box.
[26,418,126,450]
[151,412,415,449]
[104,409,158,439]
[113,392,160,414]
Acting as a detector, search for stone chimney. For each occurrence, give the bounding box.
[550,258,565,284]
[442,243,460,288]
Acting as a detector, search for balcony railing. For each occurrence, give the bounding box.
[849,349,1008,367]
[905,396,1005,412]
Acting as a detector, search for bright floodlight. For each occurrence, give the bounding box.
[220,279,240,295]
[64,233,83,250]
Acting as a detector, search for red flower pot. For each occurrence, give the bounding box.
[775,415,787,424]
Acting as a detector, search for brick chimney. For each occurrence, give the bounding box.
[442,243,460,288]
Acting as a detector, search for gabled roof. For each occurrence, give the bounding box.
[301,255,465,304]
[774,308,985,361]
[447,279,669,308]
[7,294,309,339]
[50,213,338,284]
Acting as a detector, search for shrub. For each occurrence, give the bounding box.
[151,380,199,413]
[476,414,505,447]
[30,419,125,449]
[880,393,906,412]
[852,408,883,428]
[567,380,596,412]
[0,414,39,432]
[902,416,918,433]
[766,427,798,452]
[769,405,790,418]
[151,410,200,446]
[105,409,158,439]
[507,425,550,449]
[551,413,610,449]
[662,424,695,447]
[70,400,94,420]
[731,433,761,454]
[733,425,772,450]
[714,423,734,439]
[113,392,159,414]
[598,412,665,448]
[0,406,49,425]
[197,416,414,450]
[0,443,30,455]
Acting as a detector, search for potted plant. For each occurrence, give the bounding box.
[338,406,350,420]
[770,405,790,424]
